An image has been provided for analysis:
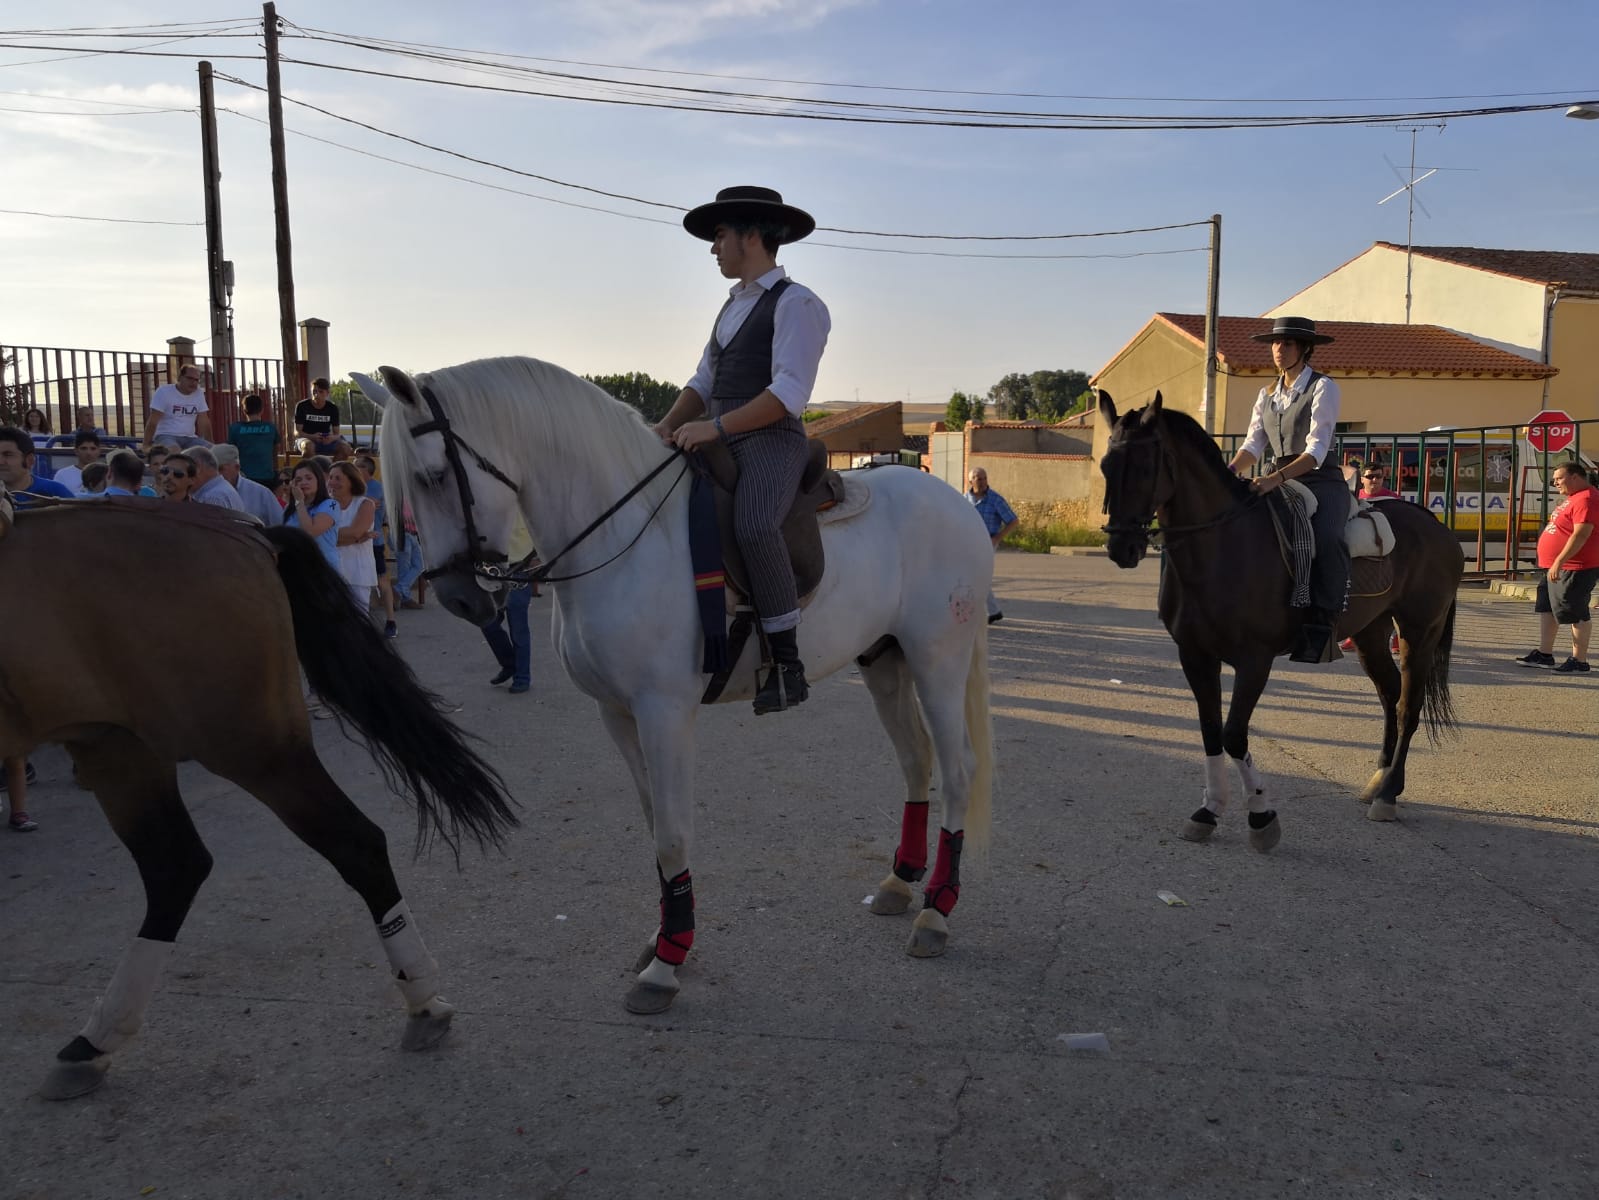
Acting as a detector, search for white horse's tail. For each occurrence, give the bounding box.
[963,622,994,854]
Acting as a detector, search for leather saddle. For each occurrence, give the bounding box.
[697,438,846,607]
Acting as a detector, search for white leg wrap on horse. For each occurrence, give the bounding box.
[1203,754,1230,814]
[638,956,679,991]
[80,937,174,1054]
[377,901,444,1013]
[1232,752,1268,812]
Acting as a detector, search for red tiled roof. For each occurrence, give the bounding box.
[1376,243,1599,292]
[804,400,901,439]
[1156,313,1557,378]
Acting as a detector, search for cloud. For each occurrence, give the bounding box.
[548,0,874,60]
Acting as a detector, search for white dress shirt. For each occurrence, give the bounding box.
[685,266,831,418]
[1239,365,1342,467]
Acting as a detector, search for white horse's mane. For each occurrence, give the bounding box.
[381,355,668,533]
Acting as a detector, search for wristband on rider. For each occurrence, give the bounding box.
[713,415,726,439]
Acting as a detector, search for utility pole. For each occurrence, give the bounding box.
[197,61,233,391]
[1201,213,1221,435]
[263,2,299,396]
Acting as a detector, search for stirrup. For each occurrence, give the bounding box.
[753,662,808,715]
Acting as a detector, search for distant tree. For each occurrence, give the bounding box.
[987,373,1034,420]
[0,352,31,426]
[583,372,680,423]
[944,391,972,431]
[1028,370,1093,422]
[985,369,1092,421]
[801,408,831,423]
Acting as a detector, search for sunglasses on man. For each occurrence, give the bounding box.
[159,467,192,478]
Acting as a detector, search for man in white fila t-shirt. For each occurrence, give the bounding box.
[142,364,214,452]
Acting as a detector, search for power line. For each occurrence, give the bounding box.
[214,71,1210,246]
[0,103,193,116]
[281,22,1598,108]
[272,51,1586,132]
[0,206,201,226]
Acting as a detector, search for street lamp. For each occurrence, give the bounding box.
[1566,103,1599,120]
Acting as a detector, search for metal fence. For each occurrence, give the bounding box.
[1219,418,1596,578]
[2,342,307,470]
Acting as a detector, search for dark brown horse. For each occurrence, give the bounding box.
[1097,392,1462,849]
[0,497,517,1099]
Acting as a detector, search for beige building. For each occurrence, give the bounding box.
[1090,311,1554,463]
[1269,243,1599,419]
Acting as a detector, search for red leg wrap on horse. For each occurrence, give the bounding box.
[655,867,695,967]
[923,827,964,917]
[893,801,931,882]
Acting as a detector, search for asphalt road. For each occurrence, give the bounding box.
[3,553,1594,1200]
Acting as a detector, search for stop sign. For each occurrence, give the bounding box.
[1526,409,1576,455]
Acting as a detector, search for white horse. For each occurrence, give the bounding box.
[359,357,994,1014]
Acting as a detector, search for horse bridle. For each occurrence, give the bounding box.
[1101,427,1257,546]
[410,382,687,587]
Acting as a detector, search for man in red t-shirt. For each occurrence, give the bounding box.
[1515,460,1597,674]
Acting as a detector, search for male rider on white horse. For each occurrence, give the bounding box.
[1227,316,1349,664]
[653,186,832,713]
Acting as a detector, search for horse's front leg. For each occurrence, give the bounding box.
[1222,651,1281,853]
[611,696,698,1015]
[1175,643,1230,844]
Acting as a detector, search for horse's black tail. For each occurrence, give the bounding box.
[1421,599,1460,745]
[263,525,519,857]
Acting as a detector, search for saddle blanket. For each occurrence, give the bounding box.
[1281,480,1396,559]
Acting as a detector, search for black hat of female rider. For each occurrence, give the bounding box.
[682,186,816,244]
[1250,315,1336,346]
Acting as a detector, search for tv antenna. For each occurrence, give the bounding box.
[1376,122,1448,324]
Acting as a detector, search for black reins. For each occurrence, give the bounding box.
[1101,428,1259,547]
[411,382,687,587]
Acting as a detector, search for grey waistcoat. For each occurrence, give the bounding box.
[1264,371,1336,474]
[708,278,803,436]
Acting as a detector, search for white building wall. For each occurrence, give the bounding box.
[1267,246,1549,359]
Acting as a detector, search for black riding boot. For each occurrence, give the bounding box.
[1290,609,1340,665]
[753,628,808,715]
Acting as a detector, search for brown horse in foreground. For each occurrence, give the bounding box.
[1097,392,1462,849]
[0,498,517,1099]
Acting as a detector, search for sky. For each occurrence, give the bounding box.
[4,1,1599,410]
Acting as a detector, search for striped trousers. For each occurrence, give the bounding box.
[728,426,808,632]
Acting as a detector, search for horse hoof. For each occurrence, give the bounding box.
[1181,819,1216,843]
[401,1010,453,1052]
[1366,799,1398,822]
[1247,815,1282,854]
[39,1059,108,1101]
[870,875,914,915]
[905,909,949,958]
[624,981,679,1015]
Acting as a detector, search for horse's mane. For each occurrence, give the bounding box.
[1151,404,1252,501]
[381,356,669,530]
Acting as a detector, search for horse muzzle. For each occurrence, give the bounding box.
[430,571,500,626]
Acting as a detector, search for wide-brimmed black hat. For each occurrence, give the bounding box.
[1251,315,1335,345]
[682,186,815,244]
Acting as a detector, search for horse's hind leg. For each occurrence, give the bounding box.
[41,731,211,1100]
[902,641,981,958]
[1354,620,1404,815]
[858,643,934,916]
[227,744,456,1049]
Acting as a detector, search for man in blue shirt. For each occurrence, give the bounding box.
[0,426,76,507]
[967,467,1018,624]
[104,450,158,497]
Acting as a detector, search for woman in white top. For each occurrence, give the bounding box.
[327,462,380,614]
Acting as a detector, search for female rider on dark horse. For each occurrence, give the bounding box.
[1226,316,1348,664]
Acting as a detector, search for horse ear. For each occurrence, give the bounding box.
[1097,389,1118,424]
[1138,392,1164,427]
[349,371,393,411]
[376,366,426,411]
